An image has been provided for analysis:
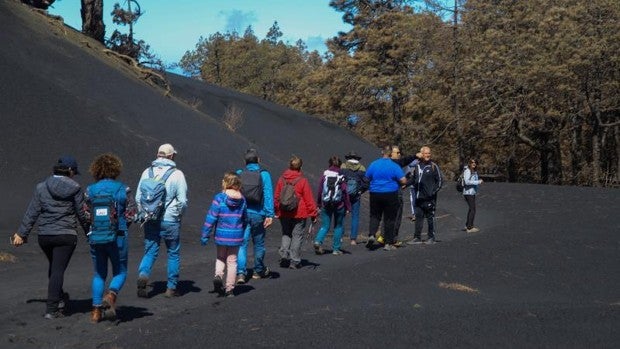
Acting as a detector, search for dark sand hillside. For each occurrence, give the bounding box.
[1,1,619,348]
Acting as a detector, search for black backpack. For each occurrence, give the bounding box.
[456,172,465,193]
[240,169,265,206]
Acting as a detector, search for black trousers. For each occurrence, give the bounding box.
[464,195,476,229]
[414,201,436,240]
[38,234,77,313]
[369,191,400,244]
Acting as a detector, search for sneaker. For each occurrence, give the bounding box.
[365,235,375,249]
[289,261,301,269]
[213,275,224,295]
[376,234,385,245]
[393,241,404,247]
[236,274,246,285]
[466,227,480,233]
[90,307,103,323]
[350,239,357,246]
[408,215,416,222]
[279,258,290,268]
[58,292,69,310]
[332,250,343,255]
[407,238,423,245]
[225,290,235,298]
[164,288,179,298]
[383,244,397,251]
[136,276,148,298]
[313,243,324,255]
[252,267,272,279]
[425,238,436,245]
[44,311,64,320]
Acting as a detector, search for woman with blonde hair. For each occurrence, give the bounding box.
[201,172,247,297]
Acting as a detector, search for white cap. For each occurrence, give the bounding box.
[157,143,177,157]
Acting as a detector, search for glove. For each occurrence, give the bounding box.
[200,235,209,246]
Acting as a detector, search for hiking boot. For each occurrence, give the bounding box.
[332,249,343,255]
[213,275,224,295]
[425,238,436,245]
[466,227,480,233]
[350,239,357,246]
[407,238,423,245]
[279,258,290,268]
[365,235,375,249]
[136,276,148,298]
[236,274,246,284]
[164,288,178,298]
[289,261,301,269]
[102,290,117,318]
[313,243,324,255]
[392,241,404,248]
[252,267,271,279]
[90,307,103,323]
[225,290,235,298]
[383,244,397,251]
[376,234,385,245]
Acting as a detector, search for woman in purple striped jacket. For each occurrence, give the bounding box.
[201,173,247,297]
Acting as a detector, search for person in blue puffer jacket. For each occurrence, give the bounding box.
[201,172,248,297]
[463,158,483,233]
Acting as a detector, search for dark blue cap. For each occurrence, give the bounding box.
[57,155,80,174]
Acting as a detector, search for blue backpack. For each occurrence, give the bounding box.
[138,166,175,222]
[87,181,124,245]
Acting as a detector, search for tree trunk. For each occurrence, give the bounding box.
[81,0,105,43]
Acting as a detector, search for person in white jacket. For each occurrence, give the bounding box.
[463,159,483,233]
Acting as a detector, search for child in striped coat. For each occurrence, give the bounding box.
[201,173,247,297]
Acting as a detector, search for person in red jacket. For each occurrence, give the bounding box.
[274,155,318,269]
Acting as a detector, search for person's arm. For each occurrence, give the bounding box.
[301,179,318,219]
[15,187,42,243]
[173,171,189,215]
[260,171,275,228]
[201,195,221,244]
[73,187,91,233]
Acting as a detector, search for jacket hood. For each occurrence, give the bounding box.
[223,190,244,208]
[45,175,81,200]
[343,161,364,172]
[282,169,303,181]
[151,158,176,168]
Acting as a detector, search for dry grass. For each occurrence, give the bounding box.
[0,252,17,263]
[438,282,479,294]
[223,104,244,132]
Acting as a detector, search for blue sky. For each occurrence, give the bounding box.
[49,0,351,69]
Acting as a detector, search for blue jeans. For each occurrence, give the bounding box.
[237,212,267,275]
[90,231,128,306]
[315,205,345,251]
[138,221,180,290]
[348,199,361,240]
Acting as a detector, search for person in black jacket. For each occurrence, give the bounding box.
[407,146,442,245]
[12,156,90,319]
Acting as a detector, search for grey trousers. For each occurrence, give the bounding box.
[279,217,307,263]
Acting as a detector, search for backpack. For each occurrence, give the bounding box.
[239,169,264,206]
[342,169,362,198]
[279,177,301,212]
[87,181,124,245]
[456,171,465,192]
[138,166,176,222]
[321,170,345,205]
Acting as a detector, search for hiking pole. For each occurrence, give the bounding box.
[306,219,315,241]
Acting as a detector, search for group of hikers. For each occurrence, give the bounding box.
[11,143,483,323]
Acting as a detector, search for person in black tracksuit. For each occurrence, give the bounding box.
[12,156,90,319]
[407,146,442,244]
